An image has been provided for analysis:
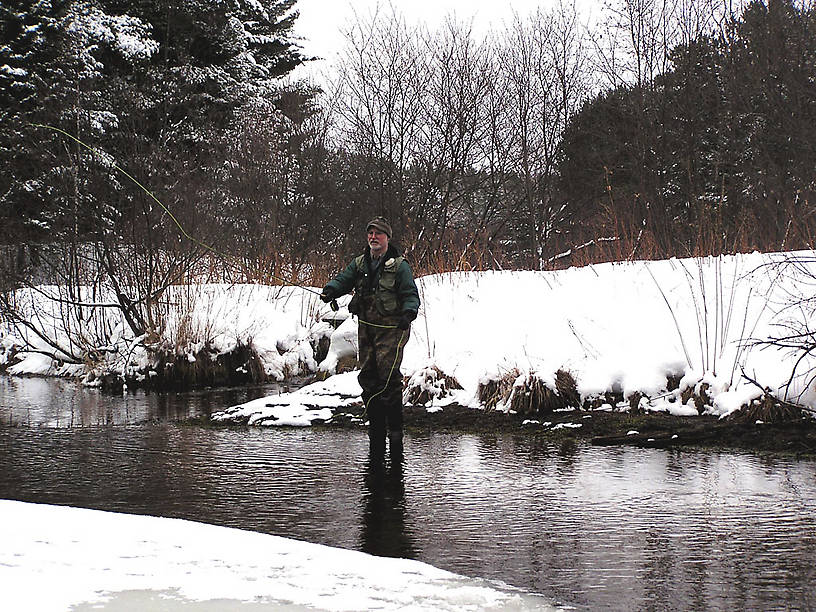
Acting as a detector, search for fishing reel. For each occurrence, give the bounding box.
[330,299,339,312]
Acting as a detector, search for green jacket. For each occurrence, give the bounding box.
[327,244,420,317]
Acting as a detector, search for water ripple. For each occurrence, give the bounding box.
[2,379,816,610]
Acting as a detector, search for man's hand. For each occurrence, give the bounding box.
[397,311,416,330]
[320,286,337,304]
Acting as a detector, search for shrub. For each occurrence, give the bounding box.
[403,364,463,405]
[477,367,521,410]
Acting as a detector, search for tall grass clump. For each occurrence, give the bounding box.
[646,254,767,390]
[478,368,579,415]
[507,369,580,415]
[477,367,521,410]
[403,364,463,406]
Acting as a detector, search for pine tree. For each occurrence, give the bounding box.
[722,0,816,244]
[0,0,305,245]
[0,1,160,243]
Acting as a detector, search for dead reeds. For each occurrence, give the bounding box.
[403,364,463,405]
[477,368,579,415]
[725,394,812,424]
[477,367,521,410]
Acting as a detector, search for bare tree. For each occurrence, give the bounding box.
[500,3,592,268]
[332,6,429,220]
[329,8,502,268]
[592,0,681,90]
[409,19,496,262]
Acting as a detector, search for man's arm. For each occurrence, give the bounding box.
[323,259,359,299]
[396,261,420,316]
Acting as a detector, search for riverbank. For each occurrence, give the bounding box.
[5,252,816,425]
[318,404,816,457]
[1,500,553,612]
[205,390,816,458]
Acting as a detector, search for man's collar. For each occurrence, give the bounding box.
[364,243,397,263]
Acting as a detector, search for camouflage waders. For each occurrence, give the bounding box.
[323,242,420,458]
[358,307,409,457]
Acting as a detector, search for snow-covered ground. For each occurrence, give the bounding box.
[0,283,333,383]
[0,500,555,611]
[4,252,816,423]
[215,252,816,425]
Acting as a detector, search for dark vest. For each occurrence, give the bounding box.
[353,254,404,316]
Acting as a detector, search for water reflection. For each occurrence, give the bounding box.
[2,378,816,610]
[360,452,415,558]
[0,375,290,427]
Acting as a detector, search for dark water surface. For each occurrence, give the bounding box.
[1,377,815,611]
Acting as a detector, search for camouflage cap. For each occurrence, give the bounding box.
[366,216,392,238]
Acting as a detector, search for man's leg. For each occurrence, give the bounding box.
[386,400,404,459]
[367,399,387,457]
[374,327,409,452]
[358,323,387,457]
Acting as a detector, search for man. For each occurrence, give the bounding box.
[320,217,420,457]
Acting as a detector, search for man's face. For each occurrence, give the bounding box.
[367,227,389,255]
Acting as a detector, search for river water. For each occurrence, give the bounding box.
[1,376,815,611]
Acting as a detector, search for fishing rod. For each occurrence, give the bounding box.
[32,123,405,420]
[27,123,341,311]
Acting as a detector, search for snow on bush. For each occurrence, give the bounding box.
[403,363,463,406]
[5,252,816,415]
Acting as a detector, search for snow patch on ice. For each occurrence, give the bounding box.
[0,500,554,612]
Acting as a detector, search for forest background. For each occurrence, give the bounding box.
[1,0,815,367]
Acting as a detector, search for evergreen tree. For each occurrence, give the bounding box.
[0,0,305,247]
[558,0,816,257]
[721,0,816,245]
[0,1,159,243]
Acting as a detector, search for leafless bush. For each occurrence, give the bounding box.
[477,367,522,410]
[0,239,240,375]
[403,364,463,405]
[751,252,816,403]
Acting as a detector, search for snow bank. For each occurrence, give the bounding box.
[1,284,333,386]
[212,371,362,426]
[0,500,553,612]
[217,252,816,423]
[5,252,816,416]
[400,253,816,414]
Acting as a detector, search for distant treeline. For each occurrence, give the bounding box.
[2,0,815,287]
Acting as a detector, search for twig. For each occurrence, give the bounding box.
[646,263,692,369]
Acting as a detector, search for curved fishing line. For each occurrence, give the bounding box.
[29,124,403,333]
[32,124,404,413]
[27,123,324,299]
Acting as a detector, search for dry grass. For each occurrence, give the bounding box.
[296,194,816,279]
[477,367,521,410]
[478,368,579,415]
[563,195,816,270]
[403,365,463,405]
[508,369,580,416]
[725,394,812,424]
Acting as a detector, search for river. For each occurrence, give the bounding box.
[1,376,814,611]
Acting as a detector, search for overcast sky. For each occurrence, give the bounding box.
[292,0,596,76]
